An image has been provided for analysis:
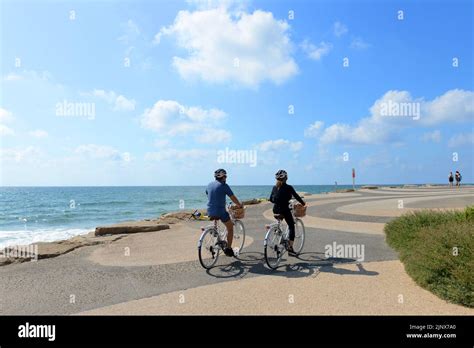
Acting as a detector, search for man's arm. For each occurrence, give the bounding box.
[225,184,242,208]
[229,195,242,208]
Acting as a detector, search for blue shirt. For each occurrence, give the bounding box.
[206,180,234,215]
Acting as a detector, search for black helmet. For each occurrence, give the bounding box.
[275,169,288,180]
[214,168,227,179]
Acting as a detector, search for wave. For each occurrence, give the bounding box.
[0,228,92,249]
[78,201,131,207]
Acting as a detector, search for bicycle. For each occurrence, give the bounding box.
[197,203,246,269]
[263,200,305,270]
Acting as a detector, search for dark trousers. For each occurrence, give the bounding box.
[273,207,296,241]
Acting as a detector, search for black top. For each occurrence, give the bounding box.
[269,183,305,213]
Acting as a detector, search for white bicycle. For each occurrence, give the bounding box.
[197,203,246,269]
[263,200,305,270]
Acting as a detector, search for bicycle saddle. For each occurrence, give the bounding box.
[209,216,221,221]
[274,214,285,220]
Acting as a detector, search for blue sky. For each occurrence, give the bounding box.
[0,0,473,186]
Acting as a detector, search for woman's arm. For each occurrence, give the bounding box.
[290,186,305,205]
[269,186,276,203]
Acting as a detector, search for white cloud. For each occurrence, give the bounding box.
[141,100,230,143]
[350,37,370,49]
[186,0,248,10]
[154,139,170,148]
[0,108,14,123]
[256,139,303,152]
[28,129,49,138]
[196,128,232,143]
[114,95,136,111]
[448,132,474,148]
[145,148,213,161]
[0,146,42,162]
[0,108,15,136]
[421,89,474,125]
[90,89,136,111]
[319,89,474,145]
[75,144,130,162]
[304,121,324,138]
[422,130,441,143]
[3,73,23,81]
[300,40,332,60]
[333,21,348,37]
[118,19,140,44]
[0,125,15,136]
[3,70,53,82]
[156,6,298,87]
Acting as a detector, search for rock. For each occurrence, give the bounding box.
[0,233,126,266]
[242,199,262,205]
[95,223,169,236]
[361,186,379,189]
[335,189,355,193]
[159,210,207,224]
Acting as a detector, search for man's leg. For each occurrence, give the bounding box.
[223,219,233,248]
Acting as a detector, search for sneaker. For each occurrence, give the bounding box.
[224,247,235,257]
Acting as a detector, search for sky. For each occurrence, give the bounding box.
[0,0,473,186]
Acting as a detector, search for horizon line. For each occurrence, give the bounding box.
[1,183,469,188]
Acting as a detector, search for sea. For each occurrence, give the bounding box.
[0,185,364,248]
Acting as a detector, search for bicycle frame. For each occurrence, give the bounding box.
[199,203,237,248]
[264,200,299,249]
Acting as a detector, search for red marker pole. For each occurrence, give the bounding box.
[352,168,355,190]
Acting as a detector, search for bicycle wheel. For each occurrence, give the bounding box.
[198,228,220,269]
[233,220,246,253]
[293,218,305,254]
[264,227,284,269]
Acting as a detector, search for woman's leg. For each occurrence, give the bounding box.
[283,211,295,245]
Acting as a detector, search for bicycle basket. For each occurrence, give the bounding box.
[230,206,245,219]
[293,203,306,217]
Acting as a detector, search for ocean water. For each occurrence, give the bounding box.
[0,185,360,248]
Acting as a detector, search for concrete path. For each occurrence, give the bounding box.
[0,186,472,315]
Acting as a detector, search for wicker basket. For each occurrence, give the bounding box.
[230,206,245,219]
[293,203,306,217]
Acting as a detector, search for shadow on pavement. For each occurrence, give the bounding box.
[205,251,379,278]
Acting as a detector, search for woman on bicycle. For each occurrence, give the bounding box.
[269,170,306,255]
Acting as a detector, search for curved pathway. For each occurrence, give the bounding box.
[0,186,472,315]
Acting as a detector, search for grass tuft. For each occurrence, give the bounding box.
[385,206,473,307]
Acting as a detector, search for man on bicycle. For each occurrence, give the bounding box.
[269,170,306,255]
[206,169,243,257]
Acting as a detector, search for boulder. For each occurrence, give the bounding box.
[95,223,169,236]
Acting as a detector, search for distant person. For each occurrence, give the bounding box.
[206,169,242,257]
[449,172,454,187]
[269,170,306,256]
[455,171,462,187]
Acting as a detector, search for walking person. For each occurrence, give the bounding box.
[455,171,462,187]
[449,172,454,187]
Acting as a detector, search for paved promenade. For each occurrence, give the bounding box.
[1,186,472,315]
